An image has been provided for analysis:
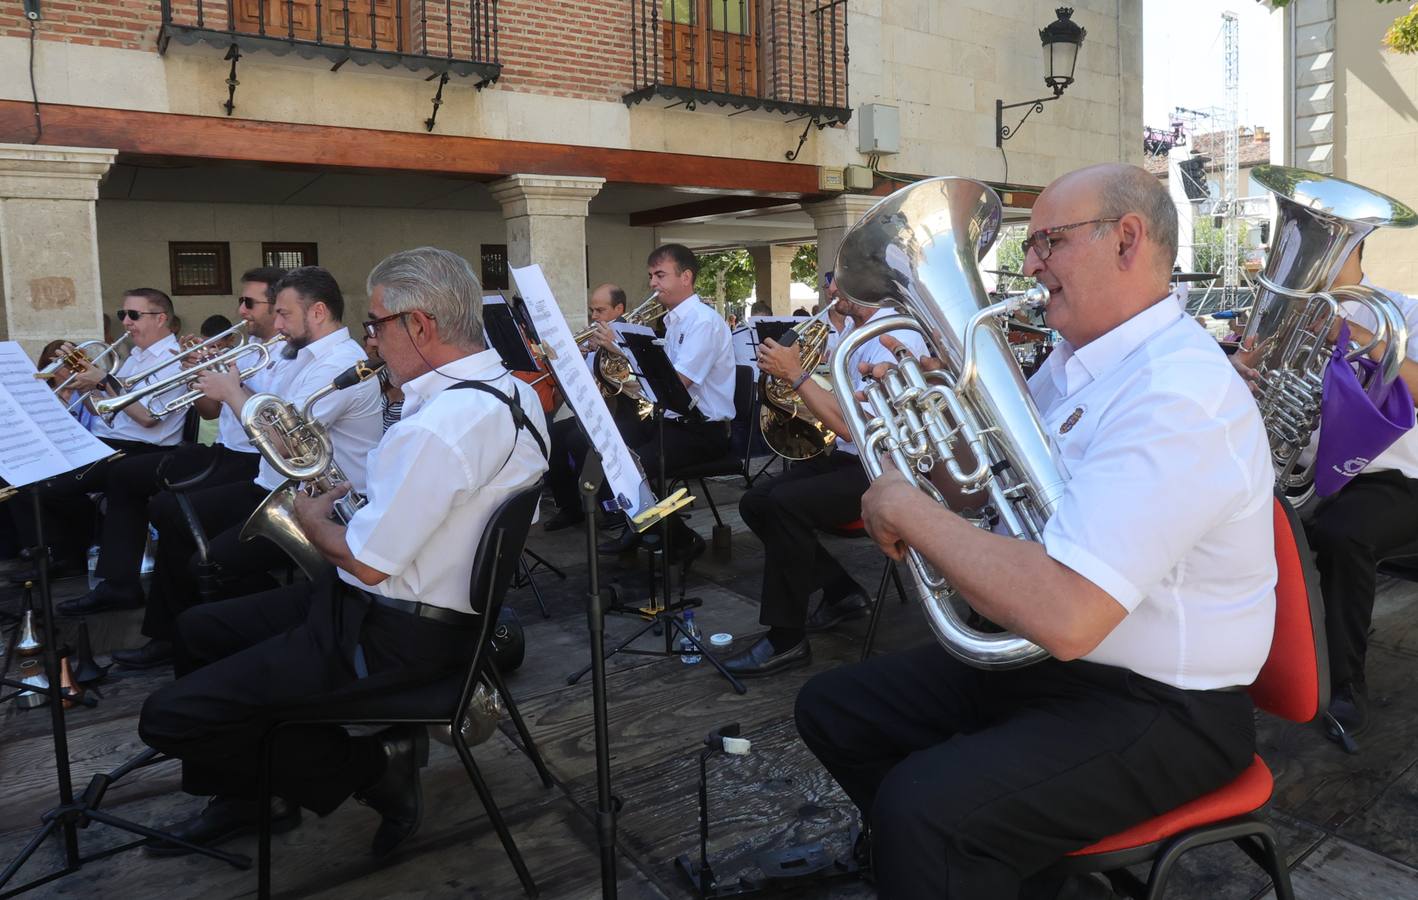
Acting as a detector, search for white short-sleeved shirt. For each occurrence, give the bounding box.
[215,336,288,455]
[89,333,187,447]
[662,295,736,421]
[254,328,383,492]
[340,349,550,612]
[1029,295,1276,690]
[834,307,930,456]
[1334,276,1418,480]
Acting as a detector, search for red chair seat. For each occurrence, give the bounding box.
[1069,755,1273,856]
[825,518,867,538]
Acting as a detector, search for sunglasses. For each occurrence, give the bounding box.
[116,309,164,321]
[239,297,275,309]
[1021,218,1121,262]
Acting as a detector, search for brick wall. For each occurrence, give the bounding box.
[0,0,163,51]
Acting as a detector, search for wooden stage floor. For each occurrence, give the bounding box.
[3,473,1418,899]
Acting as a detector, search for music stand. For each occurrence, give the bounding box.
[569,332,746,695]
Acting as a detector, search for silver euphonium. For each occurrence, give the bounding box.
[238,358,386,578]
[832,176,1065,670]
[1244,165,1418,505]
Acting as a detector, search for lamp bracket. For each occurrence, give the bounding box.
[995,94,1059,147]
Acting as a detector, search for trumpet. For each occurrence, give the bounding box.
[91,334,288,422]
[116,320,249,390]
[42,333,134,399]
[239,358,387,578]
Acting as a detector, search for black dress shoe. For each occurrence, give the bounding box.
[805,592,873,633]
[354,725,430,857]
[543,508,585,532]
[1326,681,1369,740]
[666,530,707,567]
[598,526,641,555]
[112,639,174,670]
[722,636,811,677]
[145,795,301,857]
[56,583,145,616]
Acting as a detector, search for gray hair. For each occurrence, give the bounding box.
[366,247,485,349]
[1092,166,1180,276]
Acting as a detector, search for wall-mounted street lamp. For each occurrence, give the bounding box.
[995,7,1087,147]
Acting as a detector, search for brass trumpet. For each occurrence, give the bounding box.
[43,334,134,404]
[91,334,287,422]
[116,320,249,390]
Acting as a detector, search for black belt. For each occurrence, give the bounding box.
[366,592,483,628]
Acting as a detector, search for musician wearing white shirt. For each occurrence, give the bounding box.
[13,288,187,582]
[596,244,736,561]
[60,271,288,619]
[727,297,928,677]
[139,247,549,860]
[796,166,1275,896]
[117,267,381,670]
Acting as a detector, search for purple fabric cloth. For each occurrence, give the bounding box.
[1315,323,1415,497]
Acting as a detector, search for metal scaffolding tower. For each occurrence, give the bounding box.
[1221,11,1241,309]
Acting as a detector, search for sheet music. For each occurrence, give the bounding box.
[746,316,809,375]
[609,323,659,405]
[509,265,655,518]
[0,342,112,487]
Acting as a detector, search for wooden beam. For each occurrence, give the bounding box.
[628,194,813,228]
[0,101,823,196]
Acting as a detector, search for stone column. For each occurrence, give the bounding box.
[488,174,606,328]
[803,194,882,307]
[0,144,117,359]
[747,243,799,316]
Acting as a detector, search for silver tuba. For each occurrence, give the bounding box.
[1244,165,1417,504]
[238,358,385,578]
[832,176,1064,670]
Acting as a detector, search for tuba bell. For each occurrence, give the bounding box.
[832,176,1063,669]
[1244,165,1418,505]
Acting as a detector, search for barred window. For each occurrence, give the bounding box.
[169,242,231,296]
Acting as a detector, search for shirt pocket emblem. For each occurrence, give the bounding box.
[1059,405,1086,434]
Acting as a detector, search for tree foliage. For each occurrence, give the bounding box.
[791,244,818,285]
[1266,0,1417,54]
[696,250,756,307]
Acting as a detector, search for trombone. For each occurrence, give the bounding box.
[116,320,249,390]
[92,334,288,422]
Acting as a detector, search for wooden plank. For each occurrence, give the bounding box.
[629,197,805,228]
[1335,758,1418,870]
[0,102,825,196]
[1289,837,1418,900]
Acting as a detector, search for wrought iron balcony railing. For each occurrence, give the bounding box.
[624,0,850,126]
[159,1,501,86]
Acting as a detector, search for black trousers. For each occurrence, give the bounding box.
[96,444,259,591]
[139,579,474,814]
[638,417,730,481]
[738,451,869,629]
[547,398,651,511]
[796,645,1255,898]
[143,479,288,641]
[1305,468,1418,689]
[12,438,164,565]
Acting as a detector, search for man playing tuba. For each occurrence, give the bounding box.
[797,165,1277,896]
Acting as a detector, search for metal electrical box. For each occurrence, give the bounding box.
[857,104,900,155]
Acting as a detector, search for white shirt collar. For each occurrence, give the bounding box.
[295,326,353,363]
[1065,294,1183,383]
[400,348,510,417]
[663,294,704,326]
[134,332,179,360]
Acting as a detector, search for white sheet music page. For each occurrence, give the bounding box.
[0,342,112,487]
[509,265,655,519]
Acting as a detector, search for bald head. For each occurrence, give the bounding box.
[1048,164,1179,278]
[588,282,627,325]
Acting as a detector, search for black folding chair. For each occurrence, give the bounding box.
[254,483,552,898]
[670,365,762,549]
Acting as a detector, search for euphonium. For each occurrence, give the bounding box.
[1244,165,1418,504]
[832,176,1062,670]
[595,290,665,396]
[238,358,386,578]
[759,306,837,460]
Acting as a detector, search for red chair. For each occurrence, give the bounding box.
[820,518,910,661]
[1049,494,1328,900]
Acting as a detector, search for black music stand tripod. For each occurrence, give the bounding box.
[0,487,249,898]
[566,334,745,695]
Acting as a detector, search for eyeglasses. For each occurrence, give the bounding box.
[239,297,274,310]
[116,309,163,321]
[1020,218,1121,262]
[363,310,436,340]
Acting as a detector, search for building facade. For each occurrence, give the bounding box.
[0,0,1142,355]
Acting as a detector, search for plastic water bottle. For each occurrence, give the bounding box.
[680,611,702,665]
